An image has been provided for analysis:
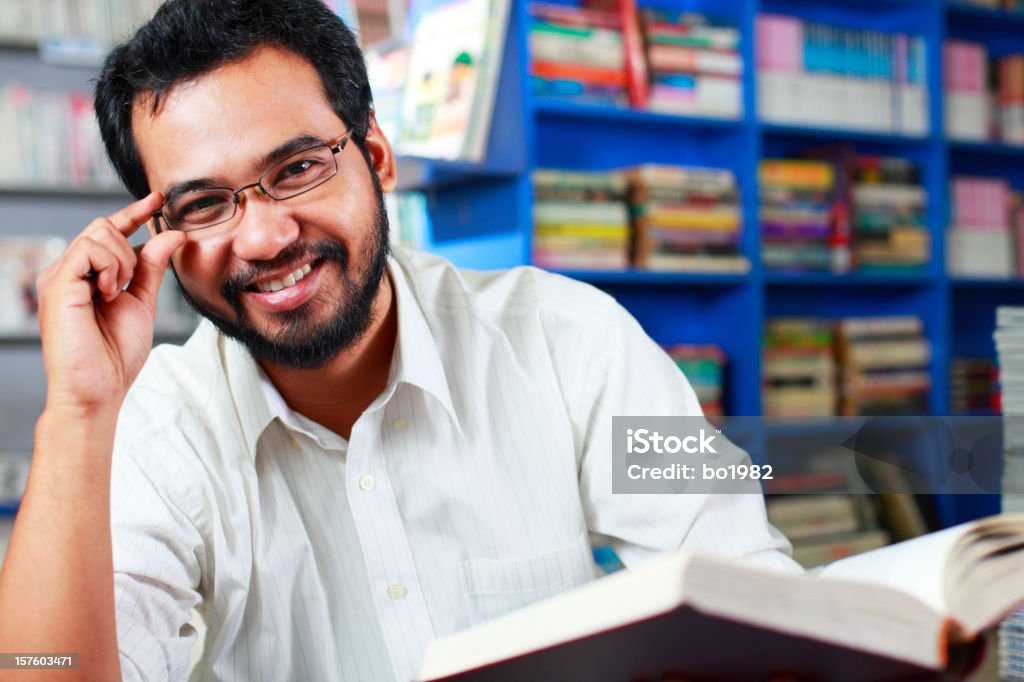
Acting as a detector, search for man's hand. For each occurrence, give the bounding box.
[36,191,186,413]
[0,192,186,680]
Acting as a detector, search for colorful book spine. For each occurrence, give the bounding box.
[528,2,628,106]
[756,14,928,135]
[640,9,742,119]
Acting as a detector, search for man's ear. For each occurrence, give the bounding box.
[362,112,397,193]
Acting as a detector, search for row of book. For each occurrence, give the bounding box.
[526,3,741,117]
[763,316,931,418]
[950,357,1000,415]
[945,41,1024,145]
[766,493,890,569]
[528,2,627,107]
[0,0,160,65]
[666,345,725,417]
[0,236,196,336]
[995,306,1024,681]
[531,165,748,274]
[947,175,1024,278]
[759,151,929,274]
[0,84,119,190]
[639,8,741,118]
[756,14,929,135]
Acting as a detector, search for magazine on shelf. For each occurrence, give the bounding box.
[397,0,509,162]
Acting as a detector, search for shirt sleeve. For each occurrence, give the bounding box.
[110,432,208,682]
[571,299,802,574]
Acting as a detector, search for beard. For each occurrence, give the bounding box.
[174,179,390,371]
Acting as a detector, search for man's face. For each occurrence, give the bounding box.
[132,45,396,369]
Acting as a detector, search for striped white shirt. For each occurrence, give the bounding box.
[110,245,796,682]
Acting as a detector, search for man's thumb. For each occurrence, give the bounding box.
[127,231,187,308]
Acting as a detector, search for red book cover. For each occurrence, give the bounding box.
[617,0,648,106]
[530,60,627,87]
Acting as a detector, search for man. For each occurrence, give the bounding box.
[0,1,796,680]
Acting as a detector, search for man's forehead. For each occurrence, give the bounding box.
[129,45,338,184]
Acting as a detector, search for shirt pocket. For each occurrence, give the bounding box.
[460,530,600,625]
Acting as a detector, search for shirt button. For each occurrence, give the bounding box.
[387,582,407,600]
[393,417,407,432]
[358,474,375,491]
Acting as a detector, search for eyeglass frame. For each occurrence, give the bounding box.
[151,130,352,234]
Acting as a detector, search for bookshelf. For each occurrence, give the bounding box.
[3,0,1023,527]
[396,0,1024,528]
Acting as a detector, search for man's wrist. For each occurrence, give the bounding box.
[36,403,120,450]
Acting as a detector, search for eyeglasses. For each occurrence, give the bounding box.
[153,131,351,233]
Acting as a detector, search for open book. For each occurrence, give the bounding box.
[419,514,1024,681]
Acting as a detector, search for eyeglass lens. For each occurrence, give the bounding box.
[162,144,339,232]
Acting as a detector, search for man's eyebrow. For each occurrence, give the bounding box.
[161,134,328,204]
[253,134,326,173]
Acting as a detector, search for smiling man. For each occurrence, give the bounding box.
[0,1,796,680]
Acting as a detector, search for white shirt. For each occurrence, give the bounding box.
[110,246,796,682]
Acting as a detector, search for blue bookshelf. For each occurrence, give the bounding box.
[404,0,1024,527]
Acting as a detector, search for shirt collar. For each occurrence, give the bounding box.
[385,248,463,436]
[223,248,463,460]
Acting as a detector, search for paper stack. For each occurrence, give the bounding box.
[995,306,1024,681]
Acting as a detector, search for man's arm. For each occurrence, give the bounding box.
[0,192,185,680]
[571,299,799,571]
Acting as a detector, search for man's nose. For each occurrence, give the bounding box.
[230,188,300,262]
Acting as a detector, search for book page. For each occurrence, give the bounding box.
[818,524,967,614]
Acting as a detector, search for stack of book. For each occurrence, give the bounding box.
[665,344,726,417]
[756,14,928,135]
[944,40,990,142]
[528,2,627,107]
[947,175,1024,278]
[762,318,837,418]
[0,237,66,333]
[627,164,748,273]
[0,0,160,58]
[0,85,120,189]
[996,306,1024,681]
[766,494,889,569]
[950,357,1000,415]
[850,156,929,273]
[638,9,741,118]
[531,169,630,270]
[1000,54,1024,145]
[944,41,1024,145]
[836,316,931,416]
[759,159,835,272]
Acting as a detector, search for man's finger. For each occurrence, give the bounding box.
[106,191,165,236]
[126,230,187,309]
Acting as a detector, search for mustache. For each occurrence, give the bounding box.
[221,240,350,303]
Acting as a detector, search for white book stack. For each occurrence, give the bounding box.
[755,15,928,136]
[995,306,1024,681]
[944,40,990,142]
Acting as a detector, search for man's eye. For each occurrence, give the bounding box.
[274,159,324,185]
[180,194,229,217]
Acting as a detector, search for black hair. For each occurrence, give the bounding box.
[94,0,372,199]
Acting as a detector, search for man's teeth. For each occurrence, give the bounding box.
[256,263,313,293]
